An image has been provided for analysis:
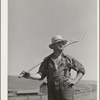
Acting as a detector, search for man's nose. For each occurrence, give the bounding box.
[60,43,63,46]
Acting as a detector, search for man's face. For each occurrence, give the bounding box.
[53,41,65,51]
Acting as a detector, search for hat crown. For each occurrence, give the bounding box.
[49,35,67,49]
[51,35,63,44]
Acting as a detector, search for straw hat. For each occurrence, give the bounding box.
[49,35,67,49]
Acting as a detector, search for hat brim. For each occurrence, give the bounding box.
[49,40,67,49]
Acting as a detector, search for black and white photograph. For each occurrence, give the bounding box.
[1,0,99,100]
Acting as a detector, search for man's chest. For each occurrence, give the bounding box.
[47,57,70,73]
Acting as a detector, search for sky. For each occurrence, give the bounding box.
[8,0,98,80]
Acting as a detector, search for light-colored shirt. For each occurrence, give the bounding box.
[51,54,62,70]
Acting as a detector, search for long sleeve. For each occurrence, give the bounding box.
[65,54,85,75]
[37,58,49,80]
[71,58,85,75]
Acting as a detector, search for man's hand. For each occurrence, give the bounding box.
[66,72,84,86]
[66,78,76,86]
[21,71,30,78]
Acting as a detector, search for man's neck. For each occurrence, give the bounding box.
[52,51,62,59]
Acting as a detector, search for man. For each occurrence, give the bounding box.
[22,35,85,100]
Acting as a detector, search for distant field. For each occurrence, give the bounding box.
[8,75,97,100]
[8,92,97,100]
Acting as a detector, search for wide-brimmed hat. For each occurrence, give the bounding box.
[49,35,67,49]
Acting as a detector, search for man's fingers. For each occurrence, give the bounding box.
[22,72,30,78]
[63,78,75,86]
[67,82,71,86]
[66,80,74,86]
[18,71,25,78]
[18,71,30,78]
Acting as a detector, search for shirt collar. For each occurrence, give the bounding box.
[49,52,66,59]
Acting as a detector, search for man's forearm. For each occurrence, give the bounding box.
[29,73,41,80]
[74,72,83,83]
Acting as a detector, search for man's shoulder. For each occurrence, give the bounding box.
[63,53,73,60]
[43,54,52,61]
[64,54,80,62]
